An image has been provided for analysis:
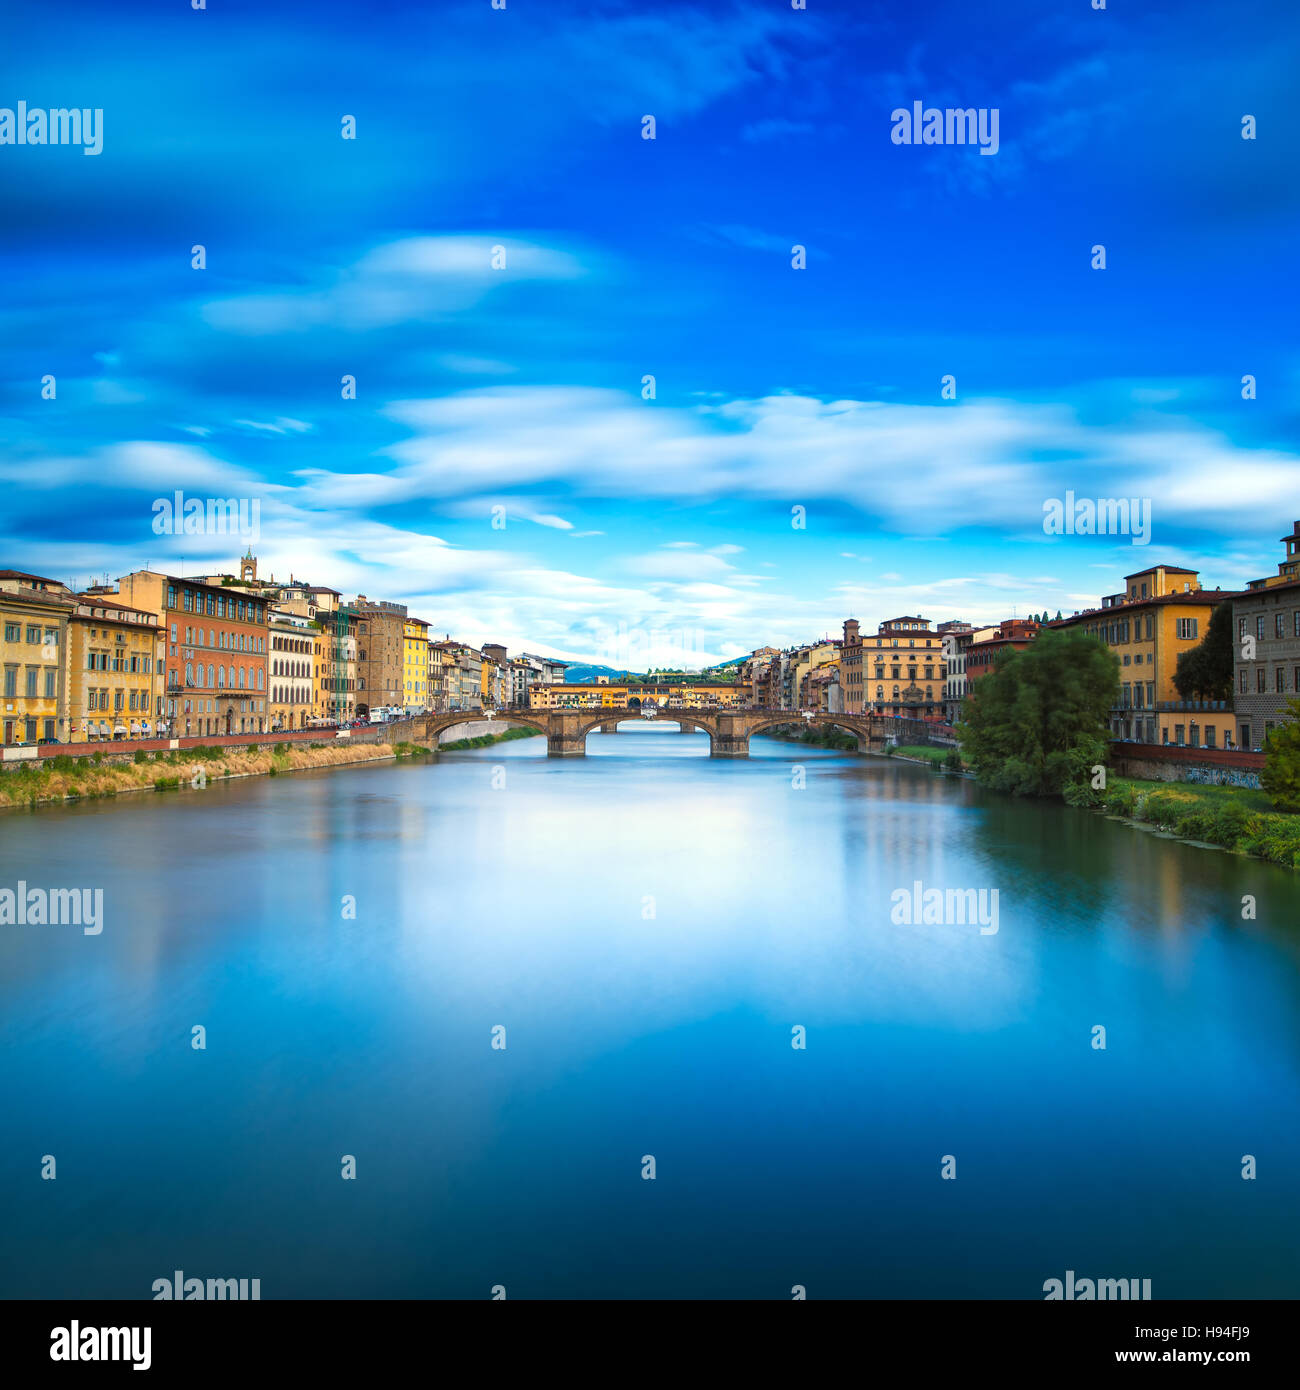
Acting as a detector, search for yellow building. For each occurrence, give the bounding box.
[864,617,945,719]
[1,570,73,745]
[65,594,164,742]
[1054,565,1236,749]
[402,617,430,713]
[529,681,744,711]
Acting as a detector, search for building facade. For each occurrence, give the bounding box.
[402,617,430,714]
[354,598,406,717]
[1232,521,1300,750]
[0,570,73,745]
[1053,566,1234,747]
[862,617,944,720]
[114,570,270,737]
[66,594,163,742]
[268,610,315,732]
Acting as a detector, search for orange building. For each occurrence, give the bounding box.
[113,571,271,737]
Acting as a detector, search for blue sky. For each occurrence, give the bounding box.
[2,0,1297,668]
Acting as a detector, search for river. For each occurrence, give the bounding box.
[2,724,1298,1298]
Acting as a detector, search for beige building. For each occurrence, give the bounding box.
[65,594,163,742]
[269,610,315,732]
[354,597,406,716]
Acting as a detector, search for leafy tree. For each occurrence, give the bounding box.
[1261,698,1300,811]
[1172,602,1234,701]
[957,629,1118,799]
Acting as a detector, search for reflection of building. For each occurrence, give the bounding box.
[1232,520,1300,751]
[66,593,162,742]
[1052,565,1234,747]
[863,617,944,719]
[0,570,73,745]
[112,570,270,737]
[530,681,744,711]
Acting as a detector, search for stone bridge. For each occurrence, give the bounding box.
[385,707,906,758]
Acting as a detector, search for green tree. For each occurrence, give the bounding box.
[957,629,1118,799]
[1260,698,1300,811]
[1172,602,1234,701]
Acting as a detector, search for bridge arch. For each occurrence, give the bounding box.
[741,714,873,752]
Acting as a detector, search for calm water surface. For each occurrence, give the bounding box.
[3,726,1299,1298]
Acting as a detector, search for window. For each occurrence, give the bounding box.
[44,670,55,698]
[26,626,39,644]
[1278,667,1287,694]
[1206,727,1216,749]
[1257,667,1267,693]
[1240,669,1248,694]
[1277,613,1286,639]
[3,623,18,642]
[1177,618,1199,640]
[1256,616,1265,639]
[1241,724,1251,749]
[25,668,37,697]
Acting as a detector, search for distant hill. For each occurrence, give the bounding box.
[563,664,642,684]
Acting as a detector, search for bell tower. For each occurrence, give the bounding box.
[240,547,257,585]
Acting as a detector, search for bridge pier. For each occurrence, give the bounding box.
[711,713,749,757]
[547,710,587,757]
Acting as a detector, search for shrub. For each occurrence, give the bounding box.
[133,749,149,764]
[944,750,963,774]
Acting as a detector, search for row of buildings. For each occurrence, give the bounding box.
[8,521,1300,752]
[727,522,1300,753]
[0,550,568,745]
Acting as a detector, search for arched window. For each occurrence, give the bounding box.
[875,686,883,700]
[258,668,265,691]
[217,666,225,689]
[892,686,900,700]
[185,661,193,686]
[206,664,214,687]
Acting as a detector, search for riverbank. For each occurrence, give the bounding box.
[0,740,399,811]
[438,726,542,752]
[1100,775,1300,869]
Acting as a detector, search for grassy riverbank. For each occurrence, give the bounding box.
[0,740,397,810]
[438,726,542,751]
[1101,776,1300,868]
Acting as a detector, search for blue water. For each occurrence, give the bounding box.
[2,725,1298,1298]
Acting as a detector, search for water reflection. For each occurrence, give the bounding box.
[1,732,1297,1297]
